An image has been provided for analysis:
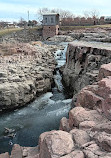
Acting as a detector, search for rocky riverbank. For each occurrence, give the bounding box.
[60,27,111,43]
[81,27,111,42]
[1,62,111,158]
[0,41,63,111]
[1,34,111,157]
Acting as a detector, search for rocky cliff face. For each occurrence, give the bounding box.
[63,41,111,97]
[0,42,57,111]
[76,62,111,120]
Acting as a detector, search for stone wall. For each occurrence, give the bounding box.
[43,25,59,40]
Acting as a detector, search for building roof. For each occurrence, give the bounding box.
[43,13,59,16]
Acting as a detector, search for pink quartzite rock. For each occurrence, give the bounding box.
[93,132,111,152]
[76,74,111,120]
[11,144,23,158]
[70,129,90,146]
[63,41,111,99]
[76,85,103,110]
[79,121,96,130]
[98,63,111,80]
[60,150,84,158]
[82,141,111,158]
[68,107,107,128]
[22,146,39,158]
[91,122,111,134]
[24,155,39,158]
[59,117,71,132]
[0,152,10,158]
[83,142,102,158]
[39,130,74,158]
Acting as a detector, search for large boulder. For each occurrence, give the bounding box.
[11,144,23,158]
[39,130,74,158]
[98,63,111,80]
[59,117,71,132]
[0,152,10,158]
[91,122,111,134]
[68,107,107,128]
[76,76,111,120]
[93,132,111,152]
[70,129,90,146]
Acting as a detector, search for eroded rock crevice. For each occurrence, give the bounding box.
[63,41,111,97]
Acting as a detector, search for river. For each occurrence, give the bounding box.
[0,43,71,154]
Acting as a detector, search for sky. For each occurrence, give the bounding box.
[0,0,111,22]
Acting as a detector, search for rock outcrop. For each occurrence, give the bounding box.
[76,63,111,120]
[39,130,74,158]
[0,42,57,111]
[62,27,111,43]
[81,27,111,43]
[63,41,111,97]
[48,35,74,42]
[0,152,10,158]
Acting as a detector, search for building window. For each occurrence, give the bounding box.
[51,17,54,23]
[45,18,47,23]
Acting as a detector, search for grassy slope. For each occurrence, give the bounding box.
[0,28,23,37]
[0,26,42,38]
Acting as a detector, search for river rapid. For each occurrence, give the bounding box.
[0,43,71,154]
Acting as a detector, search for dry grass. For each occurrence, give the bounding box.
[0,28,23,37]
[0,26,42,37]
[60,24,111,31]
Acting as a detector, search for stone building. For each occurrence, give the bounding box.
[42,13,59,40]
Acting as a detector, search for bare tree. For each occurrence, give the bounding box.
[90,9,99,19]
[38,8,50,15]
[37,8,75,23]
[50,8,75,19]
[83,9,99,19]
[37,8,50,22]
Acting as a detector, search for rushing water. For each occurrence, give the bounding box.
[0,44,71,154]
